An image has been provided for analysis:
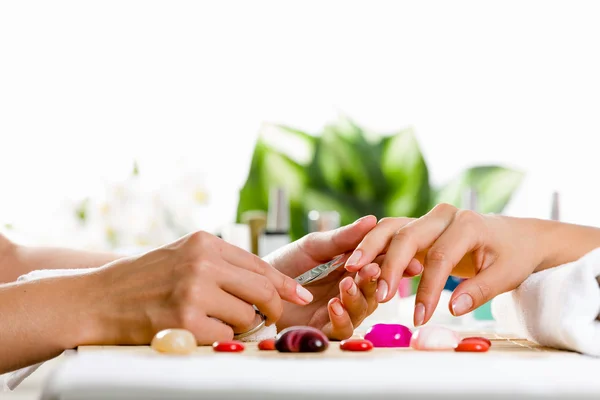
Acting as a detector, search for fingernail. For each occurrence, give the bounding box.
[296,285,313,304]
[376,280,388,302]
[346,250,362,267]
[331,300,344,316]
[451,294,473,316]
[347,281,358,296]
[414,303,425,326]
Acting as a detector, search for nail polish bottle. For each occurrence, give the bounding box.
[258,188,291,257]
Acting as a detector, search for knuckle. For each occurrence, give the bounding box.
[378,217,392,225]
[300,232,320,253]
[417,282,435,298]
[455,209,480,226]
[257,278,278,304]
[251,256,267,276]
[474,281,492,302]
[432,202,457,215]
[425,248,449,267]
[189,230,210,246]
[391,228,412,245]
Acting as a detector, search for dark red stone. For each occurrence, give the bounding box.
[258,339,276,351]
[275,326,329,353]
[461,337,492,347]
[455,338,490,352]
[212,341,245,352]
[340,339,373,352]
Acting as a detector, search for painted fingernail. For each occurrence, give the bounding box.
[347,281,358,296]
[296,285,313,304]
[451,294,473,316]
[376,280,388,302]
[414,302,425,326]
[346,250,362,267]
[331,300,344,316]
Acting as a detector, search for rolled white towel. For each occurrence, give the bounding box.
[492,247,600,356]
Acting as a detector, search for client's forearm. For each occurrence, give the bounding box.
[0,234,121,283]
[534,219,600,271]
[0,274,102,374]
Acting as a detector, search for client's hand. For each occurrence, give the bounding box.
[88,231,312,345]
[267,216,384,340]
[344,204,544,327]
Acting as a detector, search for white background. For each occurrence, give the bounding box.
[1,0,600,246]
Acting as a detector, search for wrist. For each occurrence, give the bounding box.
[59,272,117,348]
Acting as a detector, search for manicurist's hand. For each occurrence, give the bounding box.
[344,204,549,326]
[267,216,400,340]
[89,231,313,345]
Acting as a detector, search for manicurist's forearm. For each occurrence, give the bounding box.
[0,234,121,283]
[0,274,104,374]
[530,218,600,271]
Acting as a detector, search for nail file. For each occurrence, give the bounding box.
[294,255,346,286]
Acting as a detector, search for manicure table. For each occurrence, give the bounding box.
[40,331,600,400]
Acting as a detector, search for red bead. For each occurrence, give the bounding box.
[340,339,374,352]
[461,337,492,347]
[258,339,276,351]
[455,338,490,352]
[212,341,245,352]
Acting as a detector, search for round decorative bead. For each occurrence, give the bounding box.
[410,326,461,350]
[364,323,412,348]
[275,326,329,353]
[212,341,245,352]
[340,339,374,352]
[460,336,492,347]
[455,338,490,352]
[151,329,197,355]
[258,338,276,351]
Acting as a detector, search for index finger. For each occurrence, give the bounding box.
[344,217,414,272]
[377,204,457,304]
[218,239,314,305]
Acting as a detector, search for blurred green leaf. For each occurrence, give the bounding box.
[75,198,89,223]
[236,124,316,240]
[237,118,524,244]
[132,161,140,176]
[311,119,384,204]
[380,128,430,217]
[433,165,524,213]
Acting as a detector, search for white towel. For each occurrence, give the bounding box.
[2,267,276,391]
[492,247,600,356]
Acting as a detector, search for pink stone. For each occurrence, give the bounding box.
[364,323,412,348]
[410,326,461,350]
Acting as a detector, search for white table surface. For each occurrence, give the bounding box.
[39,342,600,400]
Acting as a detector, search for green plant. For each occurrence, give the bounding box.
[236,117,524,241]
